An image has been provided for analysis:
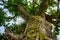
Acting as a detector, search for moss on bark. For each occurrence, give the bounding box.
[23,16,54,40]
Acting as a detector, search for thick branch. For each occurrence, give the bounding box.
[37,0,50,16]
[17,5,31,22]
[4,32,26,40]
[4,33,20,40]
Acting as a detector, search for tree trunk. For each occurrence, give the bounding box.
[22,15,57,40]
[4,15,57,40]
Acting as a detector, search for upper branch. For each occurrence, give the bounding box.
[37,0,50,16]
[16,4,31,22]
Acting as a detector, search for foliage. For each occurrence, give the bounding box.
[0,8,6,26]
[6,22,26,34]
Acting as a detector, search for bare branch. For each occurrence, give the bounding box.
[17,5,31,22]
[37,0,50,16]
[4,33,20,40]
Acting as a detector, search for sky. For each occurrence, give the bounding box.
[0,0,60,40]
[0,26,5,34]
[0,5,24,34]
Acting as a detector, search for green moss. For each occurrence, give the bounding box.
[25,16,49,40]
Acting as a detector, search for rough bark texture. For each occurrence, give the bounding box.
[21,16,57,40]
[4,16,57,40]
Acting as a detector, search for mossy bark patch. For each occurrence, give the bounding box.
[24,16,49,40]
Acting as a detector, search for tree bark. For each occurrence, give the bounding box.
[4,16,57,40]
[21,15,57,40]
[17,5,31,22]
[4,0,57,40]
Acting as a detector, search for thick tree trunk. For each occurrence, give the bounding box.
[22,16,57,40]
[4,16,57,40]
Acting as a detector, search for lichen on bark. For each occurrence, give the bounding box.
[4,16,57,40]
[23,16,50,40]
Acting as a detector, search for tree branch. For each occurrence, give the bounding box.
[4,33,20,40]
[16,5,31,22]
[4,32,26,40]
[37,0,50,16]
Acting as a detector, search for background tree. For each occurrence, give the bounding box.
[0,0,60,40]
